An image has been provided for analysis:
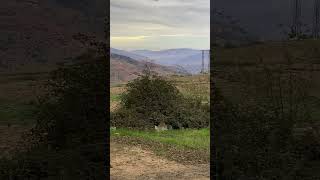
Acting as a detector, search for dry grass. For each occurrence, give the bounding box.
[214,40,320,126]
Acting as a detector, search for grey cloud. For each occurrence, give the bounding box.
[111,0,209,34]
[111,0,209,50]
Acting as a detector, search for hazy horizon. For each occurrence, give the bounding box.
[111,47,210,52]
[111,0,210,51]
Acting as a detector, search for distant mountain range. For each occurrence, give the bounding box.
[111,48,210,74]
[110,48,147,61]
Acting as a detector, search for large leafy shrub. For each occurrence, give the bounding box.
[112,70,209,129]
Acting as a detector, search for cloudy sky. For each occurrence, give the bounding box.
[111,0,210,51]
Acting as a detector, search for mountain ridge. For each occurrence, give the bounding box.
[110,53,178,84]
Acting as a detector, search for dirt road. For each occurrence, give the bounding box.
[110,141,210,180]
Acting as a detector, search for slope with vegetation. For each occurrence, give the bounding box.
[213,39,320,179]
[0,0,105,71]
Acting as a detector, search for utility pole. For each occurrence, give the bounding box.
[292,0,302,39]
[313,0,320,39]
[201,50,205,74]
[207,50,210,73]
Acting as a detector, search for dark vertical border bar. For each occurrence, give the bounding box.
[210,0,216,179]
[105,0,110,178]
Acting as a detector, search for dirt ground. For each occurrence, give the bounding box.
[0,125,30,158]
[110,141,210,180]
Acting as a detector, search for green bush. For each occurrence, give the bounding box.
[36,54,107,149]
[112,70,209,129]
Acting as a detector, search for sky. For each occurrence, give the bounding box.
[110,0,210,51]
[214,0,315,40]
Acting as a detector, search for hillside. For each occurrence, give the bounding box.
[110,53,177,84]
[212,40,320,179]
[213,39,320,121]
[0,0,105,72]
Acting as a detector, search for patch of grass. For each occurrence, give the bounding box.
[0,101,37,125]
[110,83,126,88]
[0,73,42,126]
[111,128,209,150]
[110,94,121,102]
